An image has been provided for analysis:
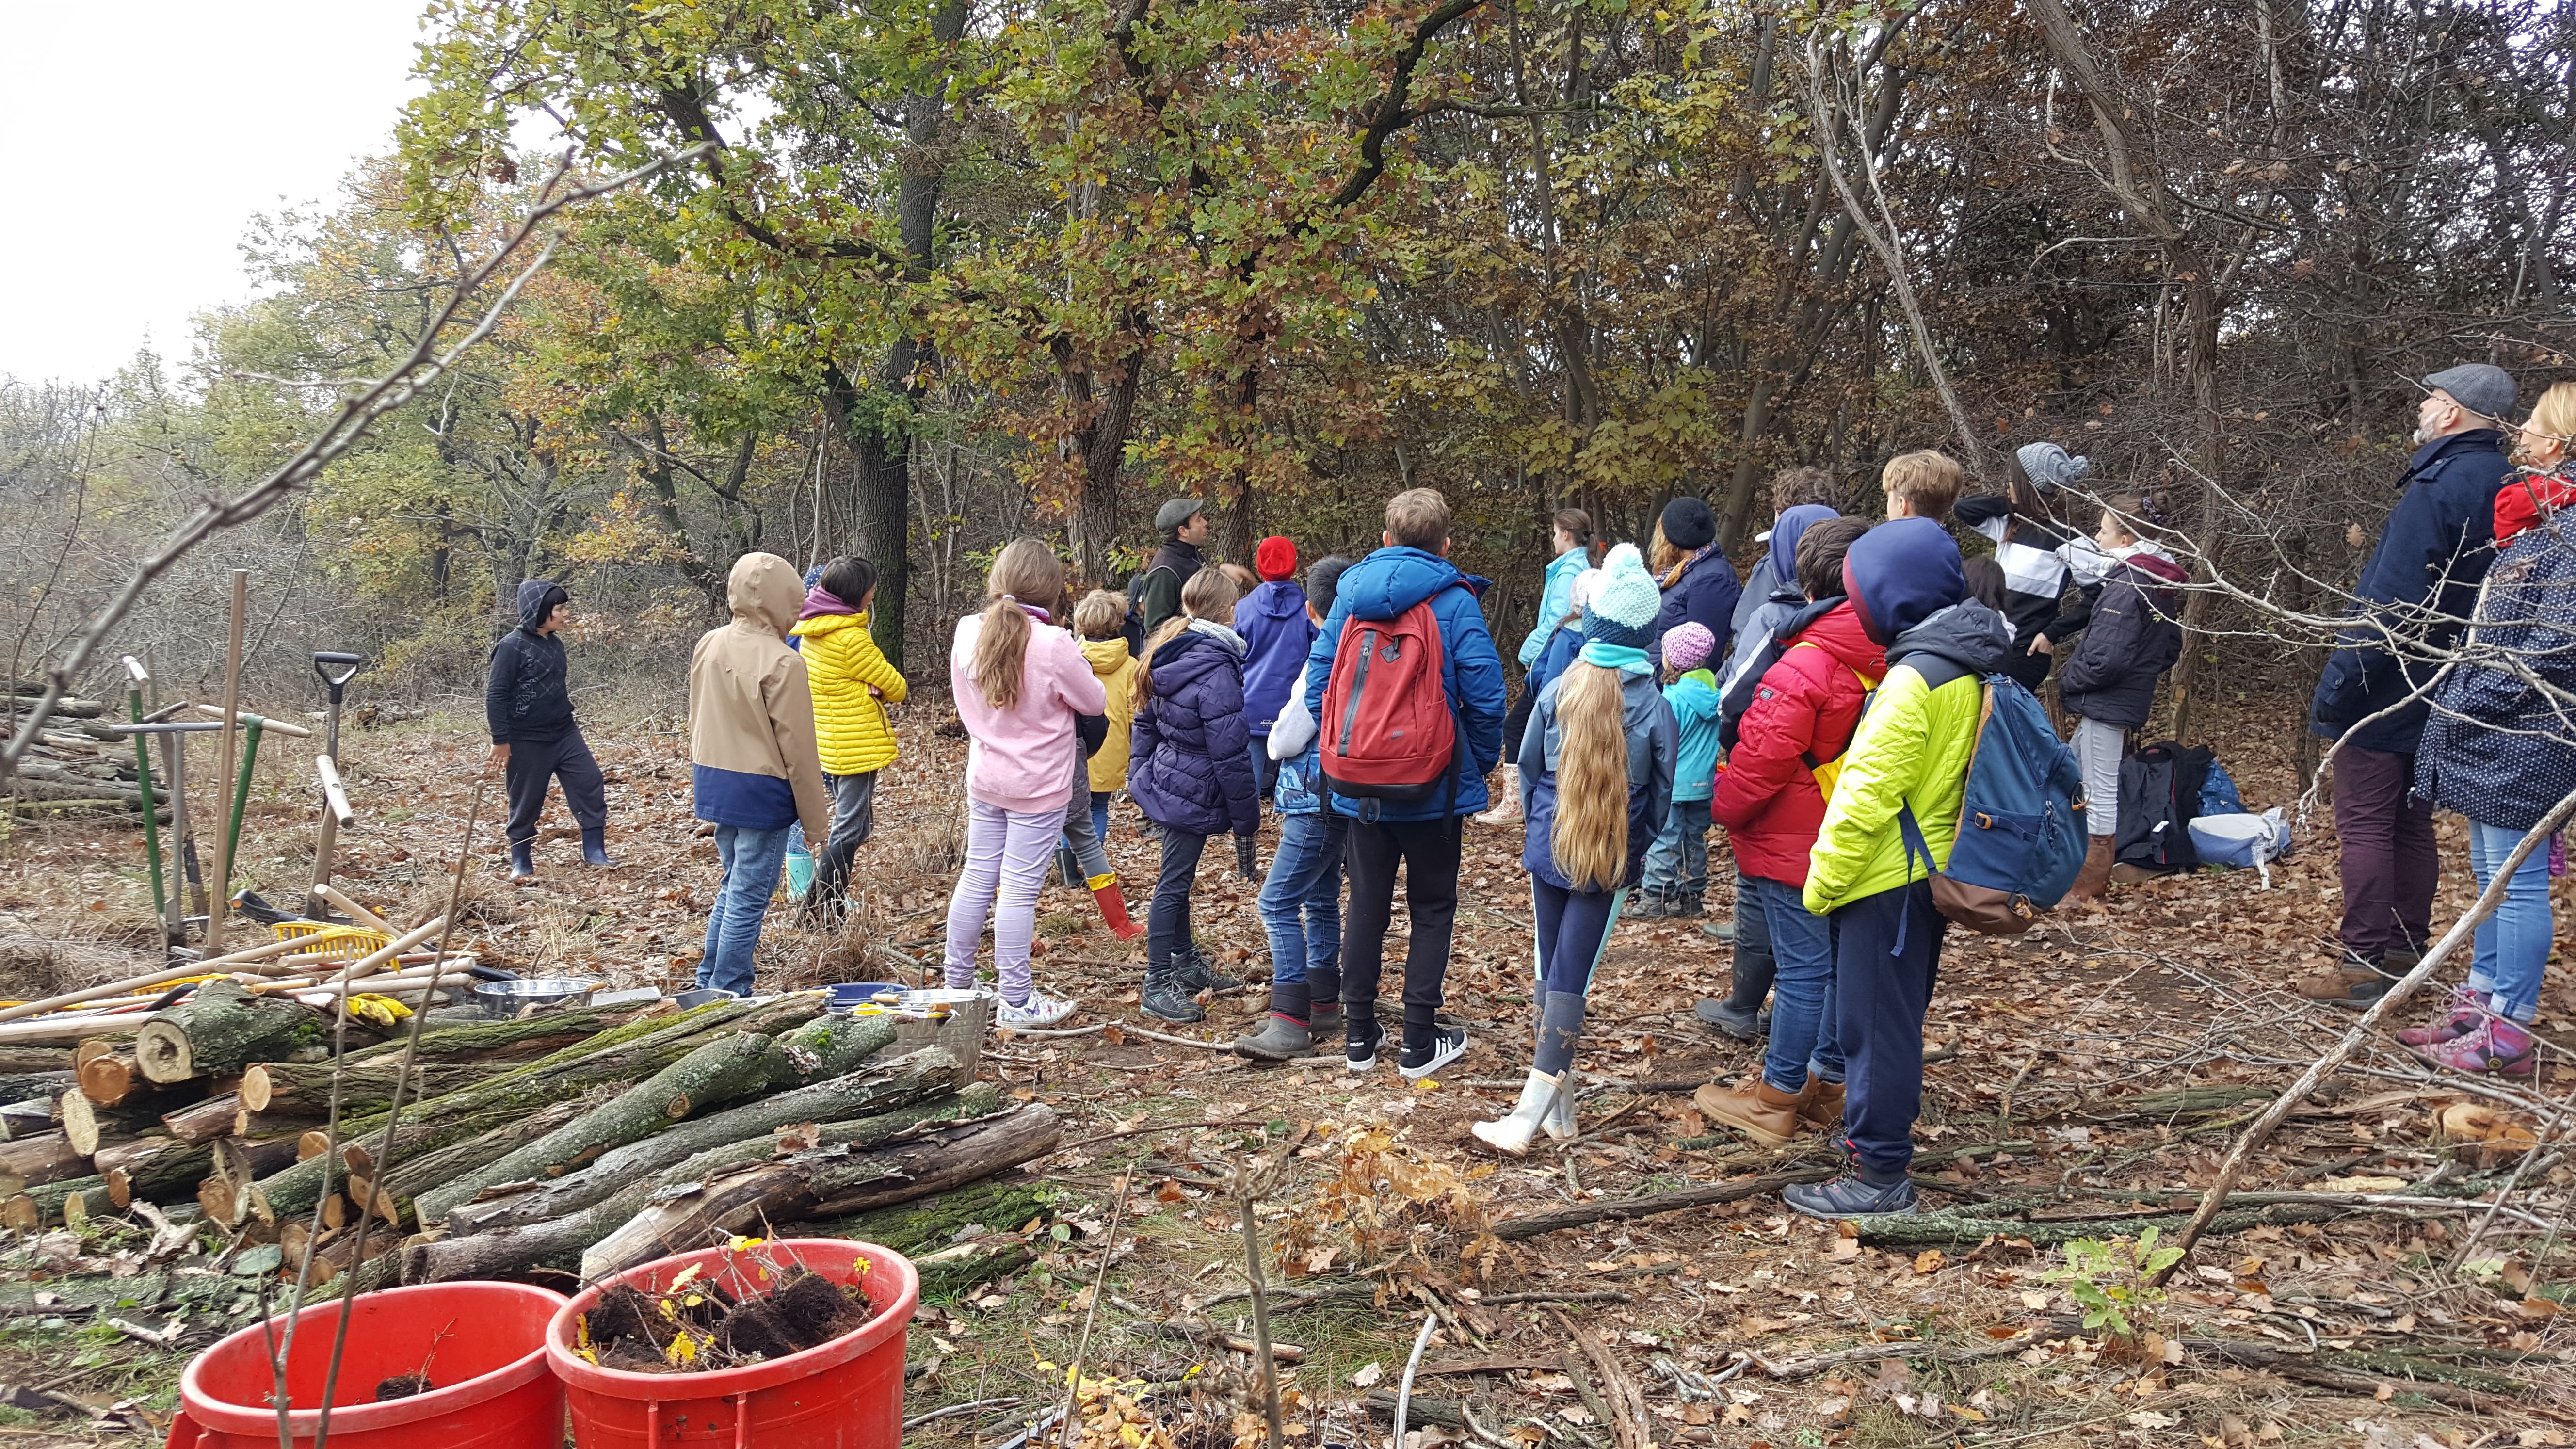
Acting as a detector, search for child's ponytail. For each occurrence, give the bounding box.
[1549,660,1630,891]
[973,539,1066,712]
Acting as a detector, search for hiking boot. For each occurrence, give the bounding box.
[1140,962,1205,1024]
[1801,1078,1846,1131]
[2294,952,2398,1009]
[1631,888,1671,919]
[1702,917,1737,941]
[2396,986,2484,1048]
[2062,836,2113,904]
[998,989,1077,1029]
[1398,1024,1471,1080]
[1693,1076,1813,1149]
[1235,1013,1316,1061]
[1667,890,1705,919]
[2409,1016,2538,1078]
[1345,1012,1385,1074]
[1470,1068,1567,1156]
[1174,944,1242,996]
[581,826,620,868]
[508,840,537,883]
[1471,767,1522,826]
[1782,1169,1919,1221]
[1695,997,1770,1042]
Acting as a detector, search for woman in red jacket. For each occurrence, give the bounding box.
[1696,518,1881,1147]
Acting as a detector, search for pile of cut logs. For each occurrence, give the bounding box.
[1,945,1056,1289]
[3,685,166,820]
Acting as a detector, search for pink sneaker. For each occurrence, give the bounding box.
[2396,987,2483,1048]
[2408,1017,2538,1078]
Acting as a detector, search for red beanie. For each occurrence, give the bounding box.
[1255,536,1297,581]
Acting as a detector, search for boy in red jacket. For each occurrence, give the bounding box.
[1697,517,1880,1145]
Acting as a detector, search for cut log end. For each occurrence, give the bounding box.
[241,1064,275,1113]
[104,1169,131,1210]
[133,1022,196,1085]
[60,1091,103,1156]
[77,1052,136,1106]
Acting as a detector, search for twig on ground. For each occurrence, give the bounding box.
[1392,1311,1437,1449]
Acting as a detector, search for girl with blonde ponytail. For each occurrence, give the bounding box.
[946,540,1108,1027]
[1473,543,1677,1155]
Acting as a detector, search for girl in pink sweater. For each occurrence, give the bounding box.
[946,540,1108,1026]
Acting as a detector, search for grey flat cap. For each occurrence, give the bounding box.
[2421,363,2518,423]
[1154,497,1207,532]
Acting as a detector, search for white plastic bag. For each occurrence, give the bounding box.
[2188,807,2293,888]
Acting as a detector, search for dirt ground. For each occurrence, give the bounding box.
[2,688,2573,1448]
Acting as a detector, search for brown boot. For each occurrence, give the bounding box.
[2062,836,2114,904]
[1799,1079,1845,1131]
[1694,1076,1815,1149]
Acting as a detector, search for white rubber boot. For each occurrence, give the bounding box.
[1471,1067,1564,1156]
[1472,766,1522,825]
[1544,1066,1578,1140]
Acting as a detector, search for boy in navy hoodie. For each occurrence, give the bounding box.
[1301,489,1507,1079]
[1235,535,1316,876]
[486,579,613,882]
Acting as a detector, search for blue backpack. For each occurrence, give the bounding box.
[1896,660,2090,936]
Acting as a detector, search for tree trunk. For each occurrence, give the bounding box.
[63,1084,204,1155]
[160,1093,244,1144]
[0,1130,88,1193]
[338,1001,649,1066]
[442,1051,972,1238]
[241,1060,497,1116]
[134,980,326,1084]
[578,1103,1058,1281]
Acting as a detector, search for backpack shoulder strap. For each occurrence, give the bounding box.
[1899,652,1973,692]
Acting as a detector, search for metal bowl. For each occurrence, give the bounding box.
[472,976,601,1016]
[672,987,738,1010]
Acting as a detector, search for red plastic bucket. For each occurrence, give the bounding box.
[546,1239,918,1449]
[169,1280,566,1449]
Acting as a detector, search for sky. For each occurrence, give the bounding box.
[0,1,428,386]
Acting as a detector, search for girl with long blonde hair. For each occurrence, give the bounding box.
[1474,543,1677,1155]
[945,539,1108,1027]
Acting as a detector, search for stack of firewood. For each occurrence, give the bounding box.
[1,970,1056,1292]
[3,685,165,820]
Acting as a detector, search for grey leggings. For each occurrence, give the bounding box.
[2072,716,2124,837]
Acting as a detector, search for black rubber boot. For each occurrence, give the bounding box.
[1236,979,1315,1061]
[509,839,537,882]
[1235,835,1259,880]
[581,825,619,868]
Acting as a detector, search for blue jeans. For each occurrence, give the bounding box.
[1641,798,1712,894]
[698,823,791,996]
[2468,819,2553,1021]
[1249,742,1282,806]
[1747,874,1842,1092]
[1091,792,1111,852]
[1258,812,1346,988]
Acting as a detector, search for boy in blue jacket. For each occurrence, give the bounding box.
[1235,535,1316,877]
[486,579,613,882]
[1301,489,1507,1079]
[1638,621,1723,917]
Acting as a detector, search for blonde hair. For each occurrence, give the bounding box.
[1133,568,1241,710]
[1072,589,1127,639]
[1882,450,1964,523]
[2518,382,2576,468]
[971,540,1066,712]
[1385,488,1451,550]
[1649,518,1681,575]
[1548,661,1631,892]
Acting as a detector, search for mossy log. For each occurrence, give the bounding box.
[338,1002,649,1065]
[770,1014,898,1087]
[0,1130,87,1194]
[805,1170,1056,1259]
[161,1093,244,1143]
[240,1059,497,1116]
[580,1104,1062,1280]
[375,1093,603,1204]
[440,1041,956,1237]
[1850,1202,2343,1248]
[9,1173,107,1228]
[250,1096,580,1226]
[135,981,326,1084]
[93,1137,213,1205]
[0,1071,71,1104]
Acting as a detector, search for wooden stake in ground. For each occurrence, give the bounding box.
[1237,1165,1284,1449]
[207,569,247,952]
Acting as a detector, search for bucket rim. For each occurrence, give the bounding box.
[544,1239,918,1399]
[177,1280,566,1436]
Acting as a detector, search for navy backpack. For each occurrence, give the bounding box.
[1897,662,2090,935]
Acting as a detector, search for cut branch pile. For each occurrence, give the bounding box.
[1,684,164,821]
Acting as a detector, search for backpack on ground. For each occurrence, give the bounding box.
[1897,663,2090,935]
[2115,741,2215,875]
[1320,585,1465,802]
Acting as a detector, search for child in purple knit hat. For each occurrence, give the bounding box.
[1639,621,1722,916]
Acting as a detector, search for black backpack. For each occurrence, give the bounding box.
[2114,741,2215,874]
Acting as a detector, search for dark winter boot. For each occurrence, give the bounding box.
[1174,942,1243,996]
[508,839,537,883]
[1669,889,1704,918]
[1141,959,1206,1024]
[1306,969,1343,1050]
[1235,835,1259,880]
[1055,843,1083,888]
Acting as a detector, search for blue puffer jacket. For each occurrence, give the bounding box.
[1301,547,1508,821]
[1515,668,1678,893]
[485,579,574,744]
[2312,429,2515,754]
[1650,545,1742,664]
[2414,526,2576,833]
[1528,623,1582,700]
[1129,623,1261,837]
[1234,581,1315,738]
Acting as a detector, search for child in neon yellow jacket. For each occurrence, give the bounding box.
[789,556,908,911]
[1787,513,2009,1222]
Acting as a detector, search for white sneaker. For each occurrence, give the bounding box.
[997,990,1077,1029]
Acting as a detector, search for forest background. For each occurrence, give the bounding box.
[4,0,2570,771]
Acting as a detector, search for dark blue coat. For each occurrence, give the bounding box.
[1529,623,1582,699]
[1300,547,1508,821]
[1129,626,1261,837]
[1234,581,1314,737]
[485,579,574,744]
[1650,547,1741,664]
[2414,527,2576,833]
[2312,429,2516,754]
[2059,547,2188,731]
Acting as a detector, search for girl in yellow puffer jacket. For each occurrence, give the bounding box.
[789,556,908,913]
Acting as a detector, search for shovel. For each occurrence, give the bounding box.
[305,652,364,917]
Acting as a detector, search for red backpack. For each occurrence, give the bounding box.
[1319,585,1465,801]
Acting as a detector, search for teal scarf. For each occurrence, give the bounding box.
[1578,641,1653,677]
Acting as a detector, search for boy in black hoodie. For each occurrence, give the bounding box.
[486,579,614,881]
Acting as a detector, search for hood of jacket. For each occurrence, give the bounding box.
[1886,598,2011,679]
[1785,597,1886,675]
[1844,517,1964,646]
[789,609,872,641]
[1336,546,1484,620]
[1766,505,1837,596]
[727,553,803,638]
[2115,541,2188,591]
[1080,635,1134,678]
[1151,625,1242,695]
[517,579,567,632]
[1242,580,1308,624]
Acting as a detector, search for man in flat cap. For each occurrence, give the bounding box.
[1137,497,1212,634]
